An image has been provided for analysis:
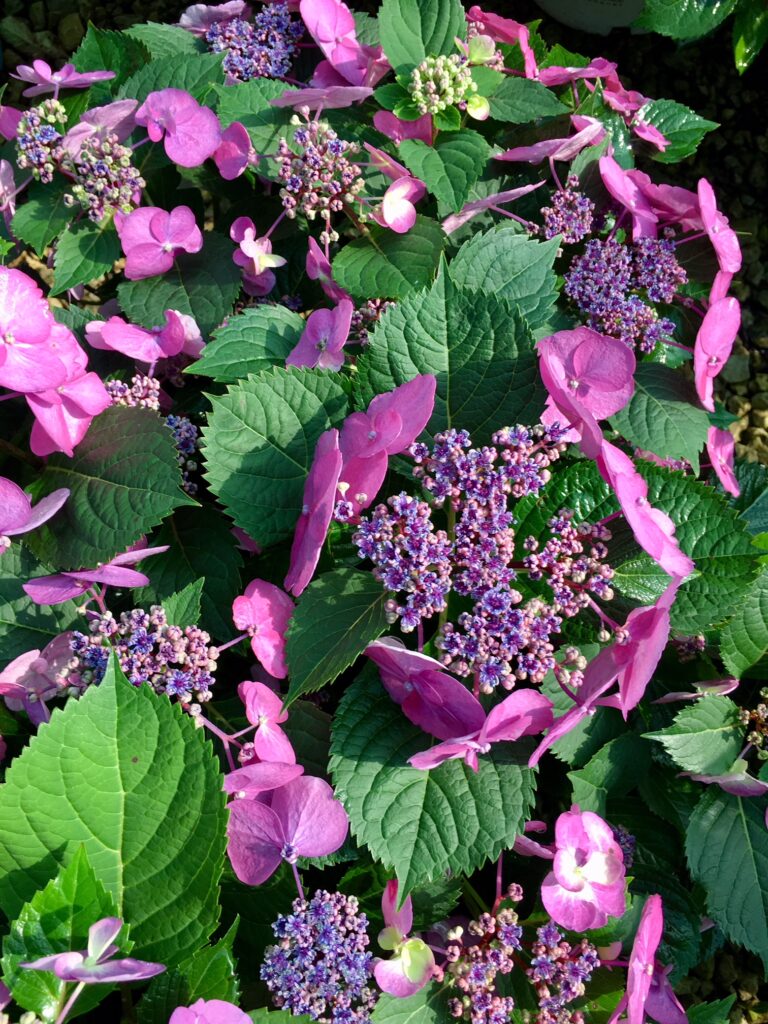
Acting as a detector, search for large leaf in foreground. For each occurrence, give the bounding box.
[191,306,305,383]
[720,568,768,677]
[645,696,744,775]
[378,0,465,69]
[685,786,768,971]
[202,368,348,548]
[448,226,559,329]
[28,407,193,569]
[356,270,545,442]
[399,131,491,213]
[330,672,535,895]
[285,569,389,705]
[0,657,227,965]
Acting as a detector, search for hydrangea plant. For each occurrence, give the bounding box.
[0,1,765,1022]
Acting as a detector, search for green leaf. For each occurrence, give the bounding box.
[51,220,120,295]
[163,578,204,629]
[356,269,545,443]
[329,671,535,896]
[567,735,650,816]
[448,226,559,329]
[249,1011,312,1024]
[720,568,768,677]
[685,786,768,971]
[635,0,738,39]
[1,848,120,1020]
[733,0,768,71]
[133,507,243,642]
[28,407,194,570]
[282,701,332,779]
[285,569,389,705]
[378,0,465,70]
[125,22,207,59]
[201,367,348,548]
[645,696,744,774]
[640,98,719,164]
[688,997,737,1024]
[488,77,569,123]
[0,655,227,965]
[191,306,305,383]
[613,466,758,633]
[371,982,451,1024]
[71,26,150,91]
[610,364,709,472]
[399,131,491,213]
[11,180,72,256]
[221,864,297,982]
[630,867,703,983]
[540,667,623,769]
[513,460,617,541]
[0,546,81,670]
[117,231,242,338]
[214,79,296,155]
[734,461,768,534]
[137,923,239,1024]
[117,51,225,103]
[332,216,445,301]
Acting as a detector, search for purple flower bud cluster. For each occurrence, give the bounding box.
[445,906,522,1024]
[65,133,145,222]
[356,426,612,691]
[261,890,377,1024]
[67,606,218,703]
[166,414,200,496]
[15,99,66,184]
[527,922,600,1024]
[610,824,636,869]
[277,116,364,244]
[564,237,686,352]
[523,512,614,616]
[350,299,396,346]
[354,493,452,632]
[541,176,595,244]
[205,3,303,82]
[106,375,161,410]
[671,633,706,662]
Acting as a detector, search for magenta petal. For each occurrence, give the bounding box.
[23,575,90,605]
[6,488,69,535]
[0,477,33,532]
[381,879,412,936]
[253,722,297,765]
[272,775,349,859]
[480,689,553,744]
[374,957,430,998]
[408,739,473,771]
[63,958,165,984]
[227,799,285,884]
[223,761,304,797]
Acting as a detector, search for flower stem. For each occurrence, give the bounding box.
[55,981,85,1024]
[291,860,305,900]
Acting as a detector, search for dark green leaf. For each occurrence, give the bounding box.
[641,99,719,164]
[568,734,650,816]
[51,220,120,295]
[201,367,348,548]
[285,569,388,705]
[28,406,194,569]
[371,982,452,1024]
[610,364,709,472]
[688,997,737,1024]
[1,848,120,1020]
[11,180,72,256]
[214,79,296,155]
[378,0,466,70]
[71,26,150,91]
[191,306,305,383]
[720,568,768,677]
[332,216,445,301]
[163,578,205,629]
[645,696,744,774]
[125,22,207,59]
[0,545,81,670]
[134,506,243,642]
[399,131,491,213]
[118,52,225,103]
[448,226,559,329]
[733,0,768,72]
[685,786,768,971]
[117,231,242,338]
[0,656,227,965]
[356,269,545,443]
[635,0,738,39]
[489,77,569,123]
[282,701,332,779]
[330,671,535,895]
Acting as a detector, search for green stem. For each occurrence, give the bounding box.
[461,875,487,919]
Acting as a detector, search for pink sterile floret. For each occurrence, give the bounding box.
[170,999,253,1024]
[115,205,204,280]
[284,428,343,597]
[541,806,627,931]
[12,60,115,98]
[135,88,221,168]
[233,579,295,680]
[538,327,636,421]
[238,679,296,762]
[227,775,349,884]
[286,300,354,371]
[706,426,739,497]
[693,296,741,412]
[86,310,188,364]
